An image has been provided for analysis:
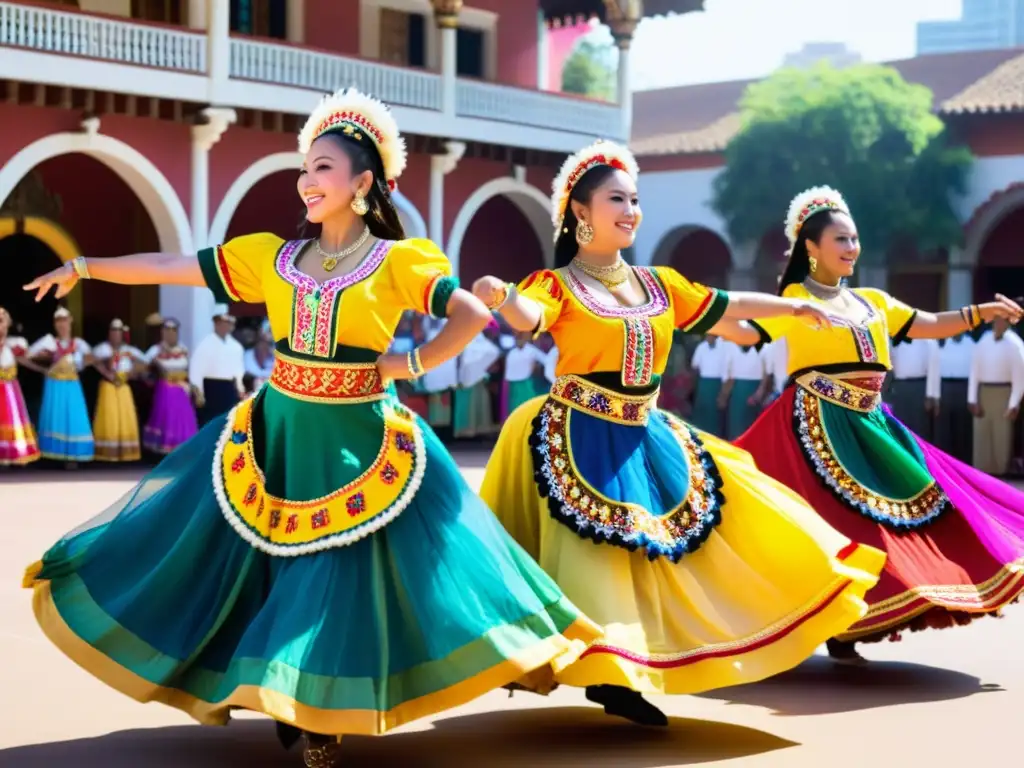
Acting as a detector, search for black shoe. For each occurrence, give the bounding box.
[826,638,868,666]
[586,685,668,727]
[275,721,302,750]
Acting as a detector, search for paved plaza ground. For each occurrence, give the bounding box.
[0,457,1020,767]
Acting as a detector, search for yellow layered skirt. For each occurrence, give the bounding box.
[481,396,885,695]
[93,380,141,462]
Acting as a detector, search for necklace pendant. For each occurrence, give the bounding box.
[321,257,339,272]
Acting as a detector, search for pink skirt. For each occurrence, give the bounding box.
[143,379,198,454]
[0,377,40,465]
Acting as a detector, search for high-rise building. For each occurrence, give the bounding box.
[917,0,1024,54]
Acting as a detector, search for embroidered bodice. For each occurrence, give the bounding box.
[518,266,728,388]
[28,335,91,372]
[145,343,190,372]
[199,234,454,360]
[0,336,28,370]
[750,285,917,376]
[93,343,144,375]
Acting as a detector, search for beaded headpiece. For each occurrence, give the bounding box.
[298,87,407,190]
[551,140,639,243]
[785,186,850,246]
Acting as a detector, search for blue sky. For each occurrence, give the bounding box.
[628,0,964,89]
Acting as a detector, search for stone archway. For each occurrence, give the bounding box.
[650,224,733,290]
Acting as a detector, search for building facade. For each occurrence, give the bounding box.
[0,0,702,349]
[917,0,1024,55]
[629,47,1024,314]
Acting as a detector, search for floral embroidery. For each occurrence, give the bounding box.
[269,353,387,403]
[530,398,723,562]
[285,514,300,534]
[563,267,669,319]
[380,462,399,484]
[796,371,883,413]
[346,492,366,517]
[231,453,246,473]
[269,509,282,529]
[550,375,657,426]
[395,432,415,454]
[256,499,265,518]
[278,239,392,357]
[622,317,655,387]
[243,483,258,505]
[794,388,948,529]
[231,430,246,445]
[311,509,330,529]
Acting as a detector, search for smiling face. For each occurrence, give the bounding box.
[54,315,72,338]
[570,168,641,253]
[806,211,860,280]
[297,133,372,225]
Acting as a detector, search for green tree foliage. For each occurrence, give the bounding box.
[711,63,972,262]
[561,37,616,101]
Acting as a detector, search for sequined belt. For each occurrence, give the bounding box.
[163,370,189,384]
[47,360,79,382]
[0,365,16,382]
[796,370,885,413]
[550,374,658,426]
[269,352,386,404]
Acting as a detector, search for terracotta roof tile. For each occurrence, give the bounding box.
[940,52,1024,113]
[632,47,1024,156]
[540,0,703,25]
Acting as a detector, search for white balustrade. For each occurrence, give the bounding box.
[230,38,442,111]
[0,1,205,73]
[456,80,623,140]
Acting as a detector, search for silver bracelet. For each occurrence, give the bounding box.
[70,256,91,279]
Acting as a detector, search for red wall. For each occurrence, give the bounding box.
[472,0,538,89]
[303,0,361,56]
[459,195,544,285]
[209,125,295,216]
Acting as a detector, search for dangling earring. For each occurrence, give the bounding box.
[808,255,818,274]
[576,219,594,246]
[351,191,369,216]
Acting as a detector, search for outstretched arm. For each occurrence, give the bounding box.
[24,254,205,301]
[472,276,542,332]
[909,294,1022,340]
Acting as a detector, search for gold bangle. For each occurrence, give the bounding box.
[71,256,90,279]
[406,348,424,377]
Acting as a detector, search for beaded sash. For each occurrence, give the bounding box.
[549,375,658,426]
[268,351,387,404]
[795,370,885,413]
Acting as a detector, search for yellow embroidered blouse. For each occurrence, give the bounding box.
[198,233,454,359]
[750,284,917,377]
[518,266,728,388]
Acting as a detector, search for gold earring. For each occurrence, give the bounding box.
[808,255,818,273]
[351,192,369,216]
[576,219,594,246]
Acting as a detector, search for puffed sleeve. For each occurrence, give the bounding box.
[388,238,459,317]
[857,288,917,343]
[8,337,28,357]
[197,232,282,304]
[91,342,112,361]
[747,284,800,344]
[518,270,566,334]
[654,267,729,334]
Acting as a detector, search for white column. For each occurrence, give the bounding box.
[440,25,458,117]
[430,141,466,266]
[187,0,206,29]
[164,107,236,350]
[616,42,632,140]
[536,10,549,90]
[287,0,305,44]
[206,0,231,102]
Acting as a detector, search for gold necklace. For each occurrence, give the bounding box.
[315,226,370,272]
[571,256,631,289]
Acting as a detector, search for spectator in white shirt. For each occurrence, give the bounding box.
[243,332,275,390]
[968,318,1024,475]
[501,332,548,419]
[935,333,975,463]
[889,338,941,441]
[760,338,788,404]
[690,336,726,436]
[189,308,245,426]
[718,342,766,439]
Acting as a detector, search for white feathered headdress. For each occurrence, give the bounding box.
[784,186,850,246]
[551,140,639,243]
[298,87,408,189]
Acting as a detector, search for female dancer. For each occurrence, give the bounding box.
[728,186,1024,663]
[474,142,884,726]
[27,306,94,465]
[22,88,597,767]
[92,318,145,462]
[0,307,40,466]
[142,317,198,454]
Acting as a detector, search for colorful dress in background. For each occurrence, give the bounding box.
[481,265,884,696]
[143,341,198,454]
[453,332,500,439]
[689,337,725,436]
[501,342,548,421]
[24,233,598,737]
[28,333,94,462]
[92,340,145,462]
[0,335,40,466]
[737,284,1024,644]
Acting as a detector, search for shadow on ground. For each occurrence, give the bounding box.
[0,707,797,767]
[697,656,1003,716]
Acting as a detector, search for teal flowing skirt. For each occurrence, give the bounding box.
[690,376,723,437]
[726,379,761,439]
[25,386,597,736]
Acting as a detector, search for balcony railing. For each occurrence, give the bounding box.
[0,2,205,73]
[231,37,442,111]
[456,79,621,137]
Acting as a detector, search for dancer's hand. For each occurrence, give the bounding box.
[472,276,508,310]
[24,262,78,301]
[980,294,1023,324]
[969,403,983,418]
[377,352,415,382]
[1007,406,1020,421]
[791,301,832,330]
